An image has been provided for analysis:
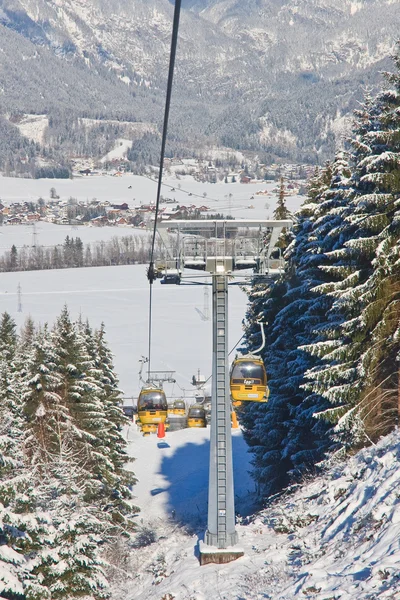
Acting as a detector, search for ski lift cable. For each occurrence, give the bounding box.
[146,0,182,378]
[200,324,265,387]
[172,333,245,394]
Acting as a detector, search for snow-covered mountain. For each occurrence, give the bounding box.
[0,0,399,161]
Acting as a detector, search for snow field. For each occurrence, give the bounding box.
[100,139,135,163]
[0,221,150,251]
[0,264,249,399]
[0,173,304,222]
[126,426,254,526]
[114,431,400,600]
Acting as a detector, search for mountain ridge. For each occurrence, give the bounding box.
[0,0,399,171]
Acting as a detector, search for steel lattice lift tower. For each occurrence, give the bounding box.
[156,218,292,564]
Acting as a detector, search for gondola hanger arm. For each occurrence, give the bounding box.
[252,320,267,355]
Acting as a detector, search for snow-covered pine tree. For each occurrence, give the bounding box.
[93,324,138,511]
[279,154,354,474]
[273,176,292,250]
[273,177,291,221]
[23,324,68,473]
[0,314,41,599]
[0,312,17,366]
[77,320,138,533]
[26,461,110,600]
[49,309,117,519]
[50,306,104,456]
[21,322,93,600]
[304,48,400,446]
[240,163,345,495]
[22,313,113,599]
[239,278,294,495]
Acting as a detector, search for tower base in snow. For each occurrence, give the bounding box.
[198,541,244,565]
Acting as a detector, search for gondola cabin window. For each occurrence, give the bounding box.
[231,361,266,385]
[137,390,168,411]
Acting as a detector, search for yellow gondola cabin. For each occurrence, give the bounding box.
[137,387,168,435]
[230,356,269,403]
[187,404,206,428]
[171,399,186,416]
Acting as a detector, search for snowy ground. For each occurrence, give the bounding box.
[14,114,48,144]
[114,429,400,600]
[0,173,304,222]
[0,221,149,251]
[100,139,134,163]
[0,264,248,400]
[126,426,255,527]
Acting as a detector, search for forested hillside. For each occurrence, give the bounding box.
[241,45,400,498]
[0,0,399,173]
[0,309,137,598]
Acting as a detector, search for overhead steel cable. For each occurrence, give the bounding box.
[146,0,182,379]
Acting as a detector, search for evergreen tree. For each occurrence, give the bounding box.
[50,309,137,535]
[303,49,400,446]
[273,177,292,250]
[0,315,39,599]
[73,237,84,267]
[9,245,18,271]
[240,164,335,494]
[0,307,136,597]
[273,177,291,220]
[27,462,110,600]
[63,236,74,268]
[0,313,17,366]
[23,325,68,470]
[83,321,138,530]
[22,310,137,598]
[241,156,354,496]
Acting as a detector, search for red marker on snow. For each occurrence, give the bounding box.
[157,422,165,438]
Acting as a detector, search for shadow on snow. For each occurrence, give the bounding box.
[155,433,257,530]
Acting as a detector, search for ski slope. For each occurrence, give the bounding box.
[127,426,254,527]
[0,264,249,400]
[114,429,400,600]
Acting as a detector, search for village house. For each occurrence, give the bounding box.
[111,202,129,211]
[131,213,144,227]
[26,212,41,222]
[90,216,109,226]
[106,208,124,220]
[7,216,22,225]
[173,206,189,218]
[161,208,180,219]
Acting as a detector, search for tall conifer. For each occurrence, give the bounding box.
[304,47,400,445]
